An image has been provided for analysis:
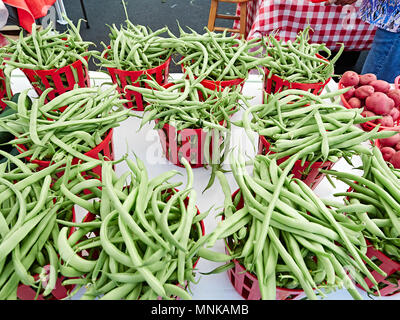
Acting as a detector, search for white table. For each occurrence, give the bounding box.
[9,70,400,300]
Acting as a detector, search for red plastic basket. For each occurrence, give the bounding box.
[20,57,90,103]
[227,258,307,300]
[16,207,77,300]
[339,76,400,132]
[157,120,226,168]
[106,55,171,111]
[17,128,114,182]
[181,62,245,99]
[200,77,245,92]
[344,186,400,296]
[358,241,400,297]
[258,135,335,190]
[226,189,307,300]
[263,54,330,99]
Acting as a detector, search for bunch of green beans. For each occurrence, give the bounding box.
[97,22,176,72]
[127,67,244,191]
[173,26,272,81]
[240,88,396,166]
[127,68,243,131]
[0,86,133,163]
[0,18,95,72]
[322,146,400,289]
[0,152,75,300]
[207,153,386,300]
[262,26,343,84]
[56,157,228,300]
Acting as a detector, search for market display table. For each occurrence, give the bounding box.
[233,0,377,51]
[8,69,399,300]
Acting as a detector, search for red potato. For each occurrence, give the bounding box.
[370,80,391,93]
[390,151,400,168]
[388,97,395,109]
[355,85,375,99]
[341,71,360,87]
[380,146,396,162]
[343,87,356,100]
[377,115,394,127]
[361,110,376,117]
[387,89,400,108]
[395,142,400,151]
[379,131,400,147]
[347,97,362,109]
[361,110,378,124]
[365,92,393,115]
[390,107,400,121]
[359,73,377,85]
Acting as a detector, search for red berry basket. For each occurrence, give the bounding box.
[344,186,400,297]
[358,241,400,297]
[339,76,400,132]
[263,54,330,100]
[258,135,335,190]
[181,62,245,100]
[20,56,90,103]
[156,120,226,168]
[17,207,77,300]
[17,128,114,183]
[105,50,171,111]
[225,189,307,300]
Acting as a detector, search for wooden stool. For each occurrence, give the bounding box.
[207,0,250,38]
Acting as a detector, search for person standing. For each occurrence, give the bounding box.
[332,0,400,82]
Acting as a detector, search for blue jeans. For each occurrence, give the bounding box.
[362,28,400,83]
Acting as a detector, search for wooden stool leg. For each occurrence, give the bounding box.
[239,2,247,38]
[207,0,219,31]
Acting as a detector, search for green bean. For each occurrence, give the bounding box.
[117,214,167,298]
[42,242,58,296]
[57,227,96,273]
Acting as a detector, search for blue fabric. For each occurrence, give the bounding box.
[361,27,400,82]
[359,0,400,33]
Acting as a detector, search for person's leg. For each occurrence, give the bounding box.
[361,28,400,83]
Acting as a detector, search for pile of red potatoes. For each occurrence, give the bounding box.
[340,71,400,168]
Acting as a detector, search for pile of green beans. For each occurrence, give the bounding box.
[0,86,133,164]
[173,26,272,81]
[0,18,95,95]
[207,153,386,300]
[97,22,176,72]
[0,153,76,300]
[55,157,228,300]
[240,88,396,165]
[0,18,95,72]
[322,146,400,290]
[127,67,244,190]
[262,27,343,84]
[127,68,243,131]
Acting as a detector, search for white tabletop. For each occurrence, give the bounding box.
[8,70,399,300]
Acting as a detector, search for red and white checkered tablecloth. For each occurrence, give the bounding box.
[233,0,377,51]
